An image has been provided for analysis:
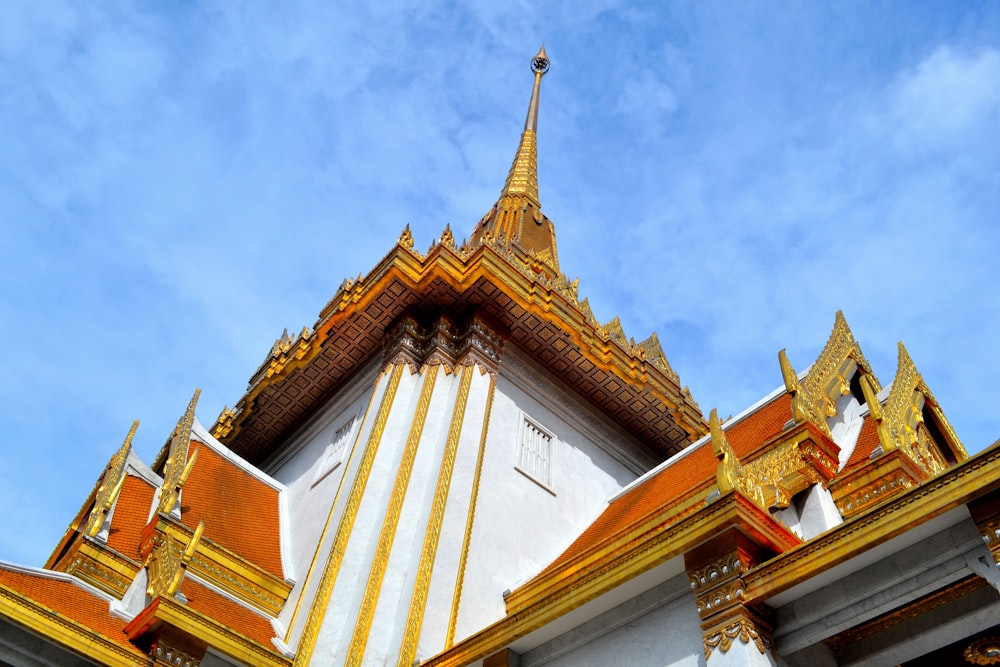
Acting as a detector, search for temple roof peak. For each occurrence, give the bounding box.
[470,46,560,275]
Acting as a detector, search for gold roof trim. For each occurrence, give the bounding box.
[156,389,201,516]
[785,311,880,437]
[85,420,139,538]
[214,237,706,461]
[873,342,967,474]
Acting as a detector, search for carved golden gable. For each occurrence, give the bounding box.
[780,311,880,438]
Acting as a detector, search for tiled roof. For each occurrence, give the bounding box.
[180,578,276,649]
[527,391,794,581]
[0,565,143,657]
[106,475,156,560]
[727,392,793,457]
[843,414,881,471]
[180,443,285,579]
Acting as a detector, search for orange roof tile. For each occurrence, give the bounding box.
[180,578,276,649]
[727,393,793,457]
[106,475,156,560]
[527,392,794,582]
[843,414,881,472]
[0,566,144,657]
[536,443,718,577]
[179,444,284,579]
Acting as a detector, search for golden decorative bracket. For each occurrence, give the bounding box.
[85,420,139,538]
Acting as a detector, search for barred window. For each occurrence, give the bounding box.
[516,417,554,492]
[312,417,356,486]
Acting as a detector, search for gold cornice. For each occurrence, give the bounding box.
[424,493,796,666]
[0,582,148,667]
[65,538,141,598]
[828,449,922,518]
[826,575,987,650]
[142,516,291,618]
[745,440,1000,601]
[126,596,289,667]
[216,237,705,464]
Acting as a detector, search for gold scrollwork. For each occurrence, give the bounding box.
[704,617,771,659]
[146,522,204,599]
[86,420,139,538]
[874,343,959,477]
[156,390,201,516]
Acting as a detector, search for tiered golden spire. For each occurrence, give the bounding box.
[470,46,560,274]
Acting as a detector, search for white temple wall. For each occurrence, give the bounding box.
[519,573,704,667]
[453,350,649,642]
[267,359,385,640]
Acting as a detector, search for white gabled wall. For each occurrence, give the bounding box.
[452,351,646,643]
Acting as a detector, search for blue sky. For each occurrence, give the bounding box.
[2,2,998,566]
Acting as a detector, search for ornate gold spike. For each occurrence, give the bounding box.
[147,521,204,599]
[398,224,415,250]
[85,420,139,538]
[440,224,455,249]
[778,349,810,426]
[212,405,237,440]
[859,373,883,421]
[156,389,201,516]
[468,47,560,274]
[874,342,955,476]
[602,317,627,344]
[711,409,740,494]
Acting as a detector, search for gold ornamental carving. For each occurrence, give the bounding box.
[704,617,771,659]
[965,637,1000,665]
[145,521,205,599]
[781,311,880,438]
[711,410,837,514]
[156,390,201,516]
[872,343,964,477]
[86,420,139,538]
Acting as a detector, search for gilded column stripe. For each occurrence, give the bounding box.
[292,363,404,667]
[284,370,385,642]
[346,367,439,664]
[445,373,495,648]
[397,365,474,666]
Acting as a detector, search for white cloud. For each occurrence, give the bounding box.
[891,46,1000,154]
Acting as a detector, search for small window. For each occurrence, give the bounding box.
[312,417,356,486]
[516,417,554,493]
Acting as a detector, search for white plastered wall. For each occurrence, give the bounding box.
[452,349,650,643]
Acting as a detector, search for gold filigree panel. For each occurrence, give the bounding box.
[712,412,838,514]
[157,390,201,516]
[873,343,965,477]
[782,312,880,439]
[85,420,138,538]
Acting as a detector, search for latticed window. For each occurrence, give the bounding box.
[517,418,553,490]
[313,416,356,485]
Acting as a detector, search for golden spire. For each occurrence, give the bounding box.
[500,45,549,204]
[470,46,560,274]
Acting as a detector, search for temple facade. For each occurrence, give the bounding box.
[3,48,1000,667]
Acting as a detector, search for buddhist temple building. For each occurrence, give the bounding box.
[3,47,1000,667]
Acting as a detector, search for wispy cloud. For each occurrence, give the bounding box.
[1,1,998,565]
